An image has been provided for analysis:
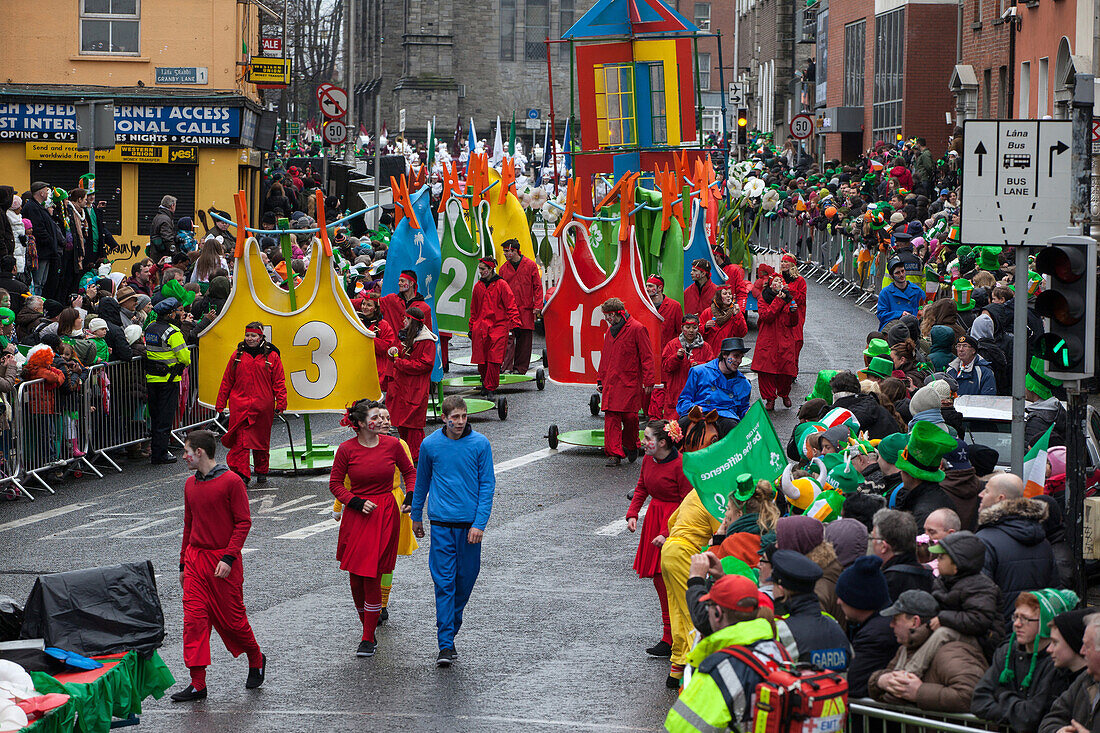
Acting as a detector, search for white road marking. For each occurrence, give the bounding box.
[276,520,339,540]
[307,445,572,482]
[595,506,647,536]
[241,548,258,555]
[0,503,98,534]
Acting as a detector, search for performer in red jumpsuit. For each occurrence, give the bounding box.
[329,399,416,657]
[753,268,802,409]
[660,315,714,418]
[682,259,717,317]
[597,298,655,467]
[779,253,808,365]
[646,275,683,419]
[385,305,437,460]
[470,257,520,395]
[380,270,433,337]
[172,429,265,702]
[627,419,694,658]
[499,238,543,374]
[215,322,287,485]
[713,247,750,312]
[356,295,399,392]
[699,283,748,355]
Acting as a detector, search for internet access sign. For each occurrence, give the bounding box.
[961,119,1072,246]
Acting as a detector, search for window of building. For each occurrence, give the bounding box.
[1038,57,1049,116]
[698,52,711,90]
[80,0,140,55]
[694,3,711,30]
[649,63,667,144]
[559,0,574,61]
[593,63,636,147]
[998,65,1008,117]
[972,0,981,24]
[501,0,516,61]
[1019,61,1030,117]
[872,9,903,145]
[982,68,992,116]
[701,109,722,135]
[843,20,865,107]
[525,0,549,61]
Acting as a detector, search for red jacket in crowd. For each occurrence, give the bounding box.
[387,330,437,429]
[661,336,714,418]
[216,344,288,451]
[655,295,683,347]
[499,256,543,331]
[683,280,717,317]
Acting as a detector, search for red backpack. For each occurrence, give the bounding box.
[716,645,849,733]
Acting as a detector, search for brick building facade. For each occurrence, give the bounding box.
[817,0,957,161]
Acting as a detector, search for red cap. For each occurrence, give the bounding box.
[699,574,760,612]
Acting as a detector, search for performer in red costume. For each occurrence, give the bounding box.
[660,315,714,418]
[645,275,683,419]
[356,295,399,392]
[627,419,695,658]
[699,284,747,355]
[215,322,287,485]
[498,238,543,374]
[682,259,717,317]
[597,298,655,467]
[329,399,416,657]
[470,257,520,395]
[385,306,437,460]
[380,270,433,337]
[171,429,265,702]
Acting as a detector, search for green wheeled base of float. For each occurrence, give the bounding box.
[426,397,500,421]
[266,444,337,472]
[440,369,545,391]
[546,426,646,450]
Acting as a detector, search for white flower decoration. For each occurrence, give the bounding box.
[761,188,781,211]
[744,178,766,198]
[727,177,743,197]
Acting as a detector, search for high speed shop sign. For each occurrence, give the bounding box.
[322,120,348,145]
[789,114,814,140]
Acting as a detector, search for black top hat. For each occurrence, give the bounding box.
[720,337,750,354]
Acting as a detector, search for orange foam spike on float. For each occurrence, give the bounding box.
[390,176,405,227]
[594,175,627,214]
[618,172,640,242]
[232,190,248,258]
[466,154,484,208]
[438,162,454,213]
[552,177,579,238]
[399,174,420,230]
[656,167,674,232]
[314,190,332,257]
[498,156,518,205]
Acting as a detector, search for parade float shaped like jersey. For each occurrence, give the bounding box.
[196,236,381,411]
[482,167,539,264]
[434,198,485,334]
[715,647,849,733]
[542,220,663,385]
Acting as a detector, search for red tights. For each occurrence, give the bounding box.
[653,574,672,645]
[349,573,383,643]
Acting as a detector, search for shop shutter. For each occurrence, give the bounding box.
[28,161,123,234]
[137,164,196,233]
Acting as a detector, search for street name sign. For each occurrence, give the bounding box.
[155,67,208,85]
[961,119,1072,246]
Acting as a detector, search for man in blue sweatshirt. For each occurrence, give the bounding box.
[408,395,495,667]
[876,257,925,330]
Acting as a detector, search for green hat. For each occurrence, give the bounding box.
[826,459,865,496]
[863,338,889,359]
[877,433,908,465]
[895,421,956,483]
[952,278,975,311]
[976,246,1002,272]
[719,555,760,583]
[793,422,827,460]
[859,356,894,380]
[955,245,973,260]
[999,587,1079,690]
[807,369,839,403]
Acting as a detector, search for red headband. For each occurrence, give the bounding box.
[479,257,497,267]
[406,311,425,323]
[781,254,797,264]
[245,325,264,336]
[646,275,664,287]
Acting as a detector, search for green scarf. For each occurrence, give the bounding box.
[729,512,762,535]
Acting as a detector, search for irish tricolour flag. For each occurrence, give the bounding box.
[1023,425,1056,498]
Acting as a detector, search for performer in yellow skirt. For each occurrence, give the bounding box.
[332,406,419,623]
[659,489,720,689]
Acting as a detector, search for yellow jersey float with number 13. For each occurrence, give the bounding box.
[196,229,381,412]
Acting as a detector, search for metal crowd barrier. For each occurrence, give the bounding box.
[14,377,102,497]
[849,700,1009,733]
[170,346,220,447]
[84,356,149,473]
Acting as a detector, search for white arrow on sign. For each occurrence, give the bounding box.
[727,82,746,106]
[961,119,1072,246]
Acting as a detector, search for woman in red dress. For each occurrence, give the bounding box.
[385,305,437,460]
[626,419,694,658]
[699,284,747,355]
[329,399,416,657]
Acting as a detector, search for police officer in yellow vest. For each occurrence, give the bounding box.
[144,297,191,464]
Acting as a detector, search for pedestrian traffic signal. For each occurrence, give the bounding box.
[1033,235,1097,381]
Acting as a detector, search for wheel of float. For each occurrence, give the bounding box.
[535,368,546,390]
[548,424,559,449]
[589,393,600,416]
[542,349,548,368]
[497,396,509,420]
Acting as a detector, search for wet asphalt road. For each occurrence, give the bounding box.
[0,276,876,732]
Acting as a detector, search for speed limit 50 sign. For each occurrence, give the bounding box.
[789,114,814,140]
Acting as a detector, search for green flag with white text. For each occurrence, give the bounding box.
[680,401,788,520]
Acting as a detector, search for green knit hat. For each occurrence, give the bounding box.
[1000,588,1079,689]
[876,433,908,464]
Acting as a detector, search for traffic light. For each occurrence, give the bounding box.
[1033,235,1097,381]
[736,108,748,146]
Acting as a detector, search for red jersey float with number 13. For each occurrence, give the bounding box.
[543,222,663,385]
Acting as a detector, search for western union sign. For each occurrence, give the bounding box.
[26,142,198,164]
[248,56,291,85]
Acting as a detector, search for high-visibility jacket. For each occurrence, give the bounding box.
[144,321,191,383]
